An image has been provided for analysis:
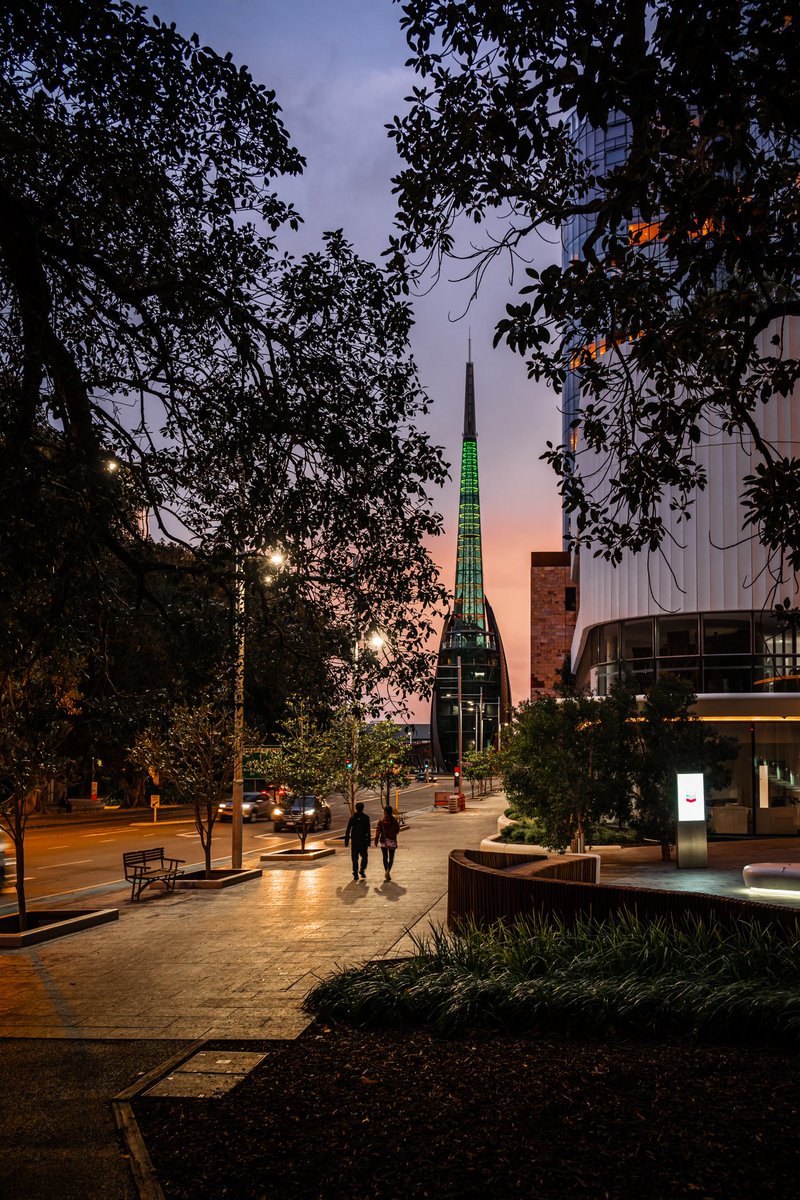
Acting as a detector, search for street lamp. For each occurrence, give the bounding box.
[232,546,285,869]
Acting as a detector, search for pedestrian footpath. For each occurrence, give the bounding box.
[0,795,508,1041]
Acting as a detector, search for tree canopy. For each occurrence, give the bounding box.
[388,0,800,583]
[1,0,448,716]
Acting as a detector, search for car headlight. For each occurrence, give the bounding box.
[272,808,283,817]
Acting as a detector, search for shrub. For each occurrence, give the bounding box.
[304,913,800,1044]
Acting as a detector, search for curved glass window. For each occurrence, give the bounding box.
[622,619,653,660]
[658,616,698,657]
[703,614,751,655]
[575,610,800,694]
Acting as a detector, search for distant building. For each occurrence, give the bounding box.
[530,551,578,695]
[431,353,512,772]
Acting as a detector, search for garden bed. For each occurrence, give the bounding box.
[175,868,262,889]
[133,1023,800,1200]
[0,907,119,948]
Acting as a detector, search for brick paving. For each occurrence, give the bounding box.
[0,796,506,1041]
[3,798,800,1200]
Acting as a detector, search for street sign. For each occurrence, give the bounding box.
[150,794,161,807]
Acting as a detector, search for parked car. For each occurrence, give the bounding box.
[217,789,279,823]
[0,836,11,887]
[272,794,332,833]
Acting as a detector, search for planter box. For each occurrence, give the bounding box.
[261,847,335,864]
[174,868,262,890]
[0,907,119,949]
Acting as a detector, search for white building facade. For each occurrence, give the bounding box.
[564,118,800,836]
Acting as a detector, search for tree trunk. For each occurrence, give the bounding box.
[14,803,27,931]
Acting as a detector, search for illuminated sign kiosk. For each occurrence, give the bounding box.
[676,772,708,869]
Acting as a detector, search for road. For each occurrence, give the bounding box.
[0,782,443,907]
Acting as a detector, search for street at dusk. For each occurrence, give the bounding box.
[0,785,439,906]
[3,2,800,1198]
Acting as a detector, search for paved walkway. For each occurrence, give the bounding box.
[0,795,507,1041]
[3,798,800,1200]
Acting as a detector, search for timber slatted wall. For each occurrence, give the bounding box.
[447,850,800,934]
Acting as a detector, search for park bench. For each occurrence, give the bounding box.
[122,847,185,902]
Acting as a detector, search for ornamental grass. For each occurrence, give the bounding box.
[304,912,800,1043]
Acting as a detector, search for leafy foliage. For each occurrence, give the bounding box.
[0,0,448,738]
[500,686,635,849]
[0,657,81,923]
[388,1,800,578]
[305,912,800,1042]
[131,694,238,876]
[500,679,734,852]
[628,676,735,852]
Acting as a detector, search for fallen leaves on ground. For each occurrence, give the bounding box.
[133,1023,800,1199]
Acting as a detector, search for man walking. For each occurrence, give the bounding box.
[344,801,370,881]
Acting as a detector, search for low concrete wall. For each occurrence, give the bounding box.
[447,848,800,934]
[479,835,601,882]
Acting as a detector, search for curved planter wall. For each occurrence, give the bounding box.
[447,849,800,933]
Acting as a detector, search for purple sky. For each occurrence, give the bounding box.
[155,0,564,714]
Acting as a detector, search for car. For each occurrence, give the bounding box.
[415,770,437,783]
[272,794,332,833]
[0,836,11,888]
[217,790,277,823]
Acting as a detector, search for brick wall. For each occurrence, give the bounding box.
[530,551,578,695]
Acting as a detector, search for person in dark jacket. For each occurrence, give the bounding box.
[344,801,370,880]
[374,805,400,880]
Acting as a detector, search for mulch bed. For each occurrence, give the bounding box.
[133,1023,800,1199]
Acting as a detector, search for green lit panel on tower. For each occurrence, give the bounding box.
[455,437,485,630]
[431,354,512,773]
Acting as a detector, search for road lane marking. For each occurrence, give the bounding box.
[83,831,121,837]
[36,859,92,869]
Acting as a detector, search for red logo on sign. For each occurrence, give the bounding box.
[685,796,697,804]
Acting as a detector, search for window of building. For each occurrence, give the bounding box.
[565,587,577,612]
[657,615,699,657]
[600,623,619,663]
[702,658,752,693]
[656,658,700,689]
[621,619,653,660]
[756,612,796,657]
[703,614,751,655]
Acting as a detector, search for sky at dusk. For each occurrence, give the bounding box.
[155,0,565,714]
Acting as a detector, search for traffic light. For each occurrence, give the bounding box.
[453,765,461,789]
[346,760,353,771]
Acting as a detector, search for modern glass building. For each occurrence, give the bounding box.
[431,355,511,773]
[561,115,800,835]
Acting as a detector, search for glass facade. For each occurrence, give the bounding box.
[577,611,800,829]
[579,611,800,697]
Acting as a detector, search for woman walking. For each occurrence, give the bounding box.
[374,805,400,880]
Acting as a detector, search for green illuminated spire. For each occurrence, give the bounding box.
[454,353,485,630]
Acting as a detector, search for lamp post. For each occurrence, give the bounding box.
[457,654,463,794]
[232,548,284,869]
[346,630,384,814]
